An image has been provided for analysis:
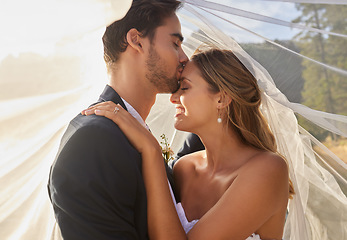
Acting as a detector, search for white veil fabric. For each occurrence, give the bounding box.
[150,1,347,240]
[0,1,132,239]
[0,0,346,240]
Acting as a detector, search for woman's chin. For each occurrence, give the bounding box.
[173,121,190,132]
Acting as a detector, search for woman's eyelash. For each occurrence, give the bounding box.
[181,87,188,90]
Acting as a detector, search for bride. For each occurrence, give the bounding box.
[83,47,295,240]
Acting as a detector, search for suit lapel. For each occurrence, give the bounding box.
[97,85,128,111]
[97,85,176,200]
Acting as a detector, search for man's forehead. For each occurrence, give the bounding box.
[156,15,183,39]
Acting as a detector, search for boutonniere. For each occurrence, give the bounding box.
[160,134,174,164]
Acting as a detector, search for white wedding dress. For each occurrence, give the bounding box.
[169,182,262,240]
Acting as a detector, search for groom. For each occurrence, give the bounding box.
[48,0,188,239]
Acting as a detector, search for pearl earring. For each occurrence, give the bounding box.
[217,108,222,123]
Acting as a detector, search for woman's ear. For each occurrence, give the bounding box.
[216,92,232,109]
[126,28,144,53]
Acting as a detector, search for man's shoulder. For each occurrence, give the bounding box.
[52,113,141,173]
[57,113,135,157]
[65,113,125,140]
[72,112,119,130]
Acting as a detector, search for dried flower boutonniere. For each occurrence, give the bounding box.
[160,134,174,164]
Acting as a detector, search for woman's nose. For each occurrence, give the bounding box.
[170,91,180,104]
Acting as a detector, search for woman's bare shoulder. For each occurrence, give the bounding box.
[238,151,289,197]
[173,150,205,177]
[244,151,288,176]
[186,152,289,239]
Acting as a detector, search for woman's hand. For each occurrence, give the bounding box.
[83,101,187,240]
[81,101,161,155]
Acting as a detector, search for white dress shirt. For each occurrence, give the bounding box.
[121,97,149,130]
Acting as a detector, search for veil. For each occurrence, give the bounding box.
[148,1,347,240]
[0,0,346,240]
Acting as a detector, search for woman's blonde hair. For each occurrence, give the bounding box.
[191,48,295,197]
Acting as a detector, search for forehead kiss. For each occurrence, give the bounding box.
[177,61,199,86]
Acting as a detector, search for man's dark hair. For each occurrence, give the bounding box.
[102,0,182,67]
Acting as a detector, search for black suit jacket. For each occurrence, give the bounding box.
[48,85,173,240]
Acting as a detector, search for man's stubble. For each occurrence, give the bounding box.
[145,46,179,93]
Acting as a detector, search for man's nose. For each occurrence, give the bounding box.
[179,47,188,64]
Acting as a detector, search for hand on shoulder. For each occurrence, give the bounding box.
[82,101,161,155]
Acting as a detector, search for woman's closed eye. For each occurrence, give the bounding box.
[179,82,189,91]
[178,78,191,91]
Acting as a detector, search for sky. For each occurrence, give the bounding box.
[0,0,301,62]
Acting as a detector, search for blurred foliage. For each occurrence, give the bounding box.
[292,4,347,140]
[242,41,304,103]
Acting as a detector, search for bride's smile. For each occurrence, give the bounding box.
[170,61,222,133]
[175,106,185,117]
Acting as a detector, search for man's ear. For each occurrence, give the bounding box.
[216,92,232,109]
[126,28,144,53]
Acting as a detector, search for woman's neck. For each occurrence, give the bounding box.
[197,126,256,175]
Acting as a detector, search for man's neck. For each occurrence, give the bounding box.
[108,76,156,122]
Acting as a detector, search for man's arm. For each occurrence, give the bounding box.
[49,120,146,240]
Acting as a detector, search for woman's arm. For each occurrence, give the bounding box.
[83,102,288,240]
[83,102,187,240]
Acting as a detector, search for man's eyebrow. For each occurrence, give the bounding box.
[171,33,184,42]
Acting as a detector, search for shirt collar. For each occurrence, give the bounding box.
[121,97,149,130]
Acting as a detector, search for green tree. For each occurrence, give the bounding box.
[242,41,304,103]
[293,4,347,140]
[324,5,347,116]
